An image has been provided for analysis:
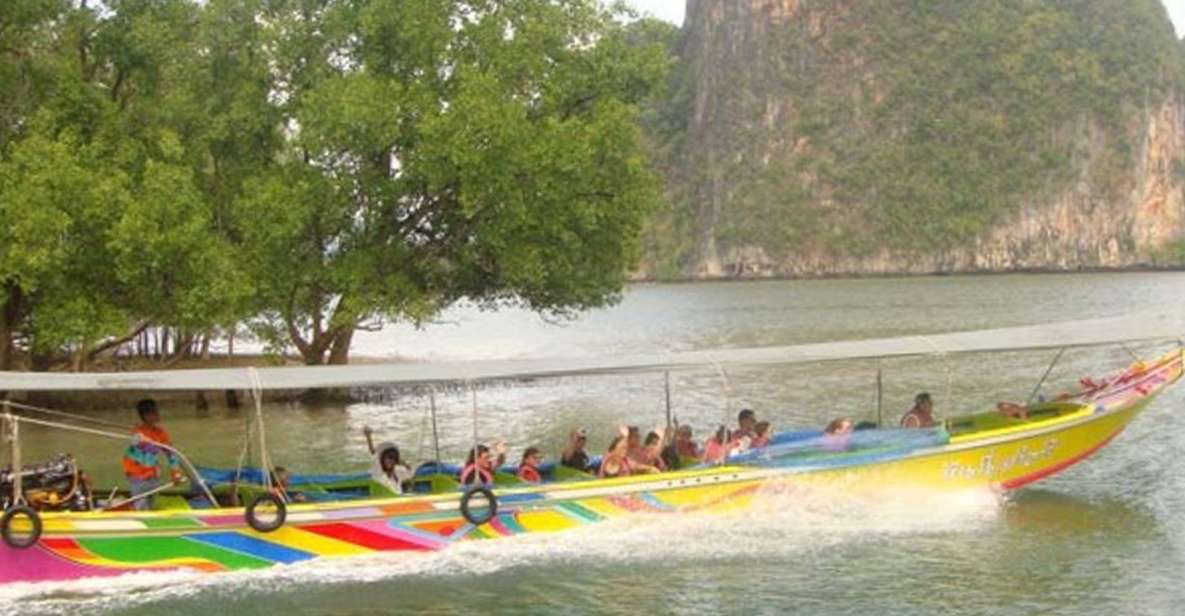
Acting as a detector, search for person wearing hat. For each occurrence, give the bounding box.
[560,428,591,472]
[900,392,937,428]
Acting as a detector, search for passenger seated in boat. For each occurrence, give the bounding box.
[661,425,697,470]
[599,435,633,478]
[599,434,658,477]
[625,426,645,463]
[363,426,413,495]
[735,409,757,441]
[270,467,307,503]
[122,398,184,511]
[638,431,667,472]
[996,401,1030,420]
[900,392,936,428]
[822,417,854,451]
[517,447,544,483]
[703,426,731,465]
[561,428,591,472]
[674,425,699,459]
[461,442,507,486]
[751,421,772,448]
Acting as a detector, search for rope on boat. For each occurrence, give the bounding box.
[0,400,130,431]
[246,368,280,502]
[713,362,733,432]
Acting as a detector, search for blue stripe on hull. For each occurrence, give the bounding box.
[187,532,315,564]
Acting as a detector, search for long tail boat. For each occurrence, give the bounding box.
[0,312,1182,585]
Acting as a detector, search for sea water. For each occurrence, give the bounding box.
[5,272,1185,615]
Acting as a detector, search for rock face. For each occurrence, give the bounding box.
[644,0,1185,278]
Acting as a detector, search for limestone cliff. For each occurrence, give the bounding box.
[641,0,1185,278]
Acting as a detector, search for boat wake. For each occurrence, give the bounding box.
[2,485,1006,615]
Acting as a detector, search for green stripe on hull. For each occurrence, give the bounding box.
[78,536,273,570]
[139,517,204,530]
[556,501,604,522]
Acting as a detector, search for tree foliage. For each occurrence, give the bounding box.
[0,0,667,369]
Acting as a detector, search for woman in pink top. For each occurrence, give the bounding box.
[702,426,731,465]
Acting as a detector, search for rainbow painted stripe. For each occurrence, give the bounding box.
[2,350,1180,585]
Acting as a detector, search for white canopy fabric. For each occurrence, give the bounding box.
[0,311,1181,392]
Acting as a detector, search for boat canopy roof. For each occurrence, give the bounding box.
[1,311,1182,392]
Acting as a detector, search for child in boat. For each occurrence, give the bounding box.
[751,421,773,448]
[517,447,544,483]
[461,442,507,486]
[703,426,731,465]
[900,392,936,428]
[122,398,184,511]
[363,426,413,495]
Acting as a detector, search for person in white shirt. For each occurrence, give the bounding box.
[363,426,413,495]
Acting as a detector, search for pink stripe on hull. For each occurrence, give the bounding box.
[0,544,129,584]
[349,519,445,550]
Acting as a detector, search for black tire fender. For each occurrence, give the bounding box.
[245,493,287,533]
[1,505,42,549]
[460,486,497,526]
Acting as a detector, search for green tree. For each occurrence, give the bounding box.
[0,0,253,370]
[238,0,669,364]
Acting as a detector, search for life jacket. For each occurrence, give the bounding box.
[517,464,541,483]
[460,463,493,485]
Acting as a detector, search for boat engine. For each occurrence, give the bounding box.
[0,453,92,512]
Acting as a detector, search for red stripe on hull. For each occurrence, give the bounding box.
[999,429,1123,491]
[299,523,432,552]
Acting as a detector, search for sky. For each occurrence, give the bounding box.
[627,1,1185,37]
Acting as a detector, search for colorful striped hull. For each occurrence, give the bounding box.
[3,352,1180,586]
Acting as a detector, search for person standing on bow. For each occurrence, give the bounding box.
[900,392,937,428]
[121,399,183,511]
[461,442,507,486]
[363,426,413,495]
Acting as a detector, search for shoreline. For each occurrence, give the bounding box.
[629,263,1185,284]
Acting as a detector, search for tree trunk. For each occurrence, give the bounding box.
[86,320,152,363]
[164,332,196,367]
[327,328,354,365]
[0,282,21,371]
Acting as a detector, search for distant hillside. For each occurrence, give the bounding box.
[640,0,1185,279]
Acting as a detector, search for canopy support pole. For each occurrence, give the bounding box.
[470,383,479,476]
[1027,347,1066,405]
[4,402,22,506]
[664,371,672,429]
[714,363,733,430]
[876,363,884,428]
[430,391,441,462]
